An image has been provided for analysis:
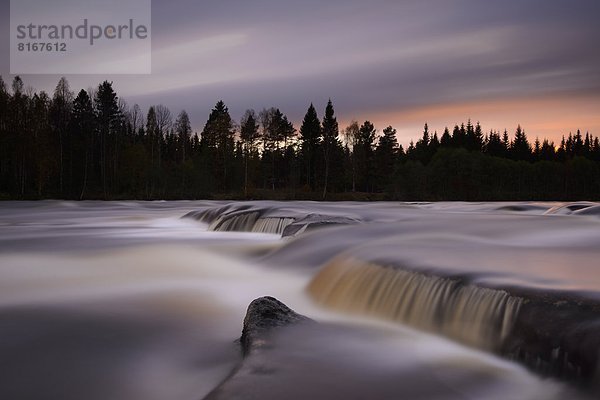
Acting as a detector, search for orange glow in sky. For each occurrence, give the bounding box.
[348,92,600,146]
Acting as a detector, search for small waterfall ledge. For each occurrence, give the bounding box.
[185,207,296,235]
[207,212,295,235]
[308,258,523,351]
[184,204,359,236]
[308,257,600,386]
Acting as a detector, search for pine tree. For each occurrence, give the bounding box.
[321,99,340,198]
[511,125,532,161]
[502,130,510,153]
[430,131,440,154]
[94,81,121,198]
[201,100,235,190]
[573,130,584,156]
[584,132,591,157]
[533,137,541,160]
[240,109,260,196]
[356,121,376,192]
[299,104,321,190]
[485,131,504,157]
[0,76,9,192]
[471,122,484,151]
[440,127,452,147]
[49,77,73,195]
[30,92,52,197]
[415,123,431,163]
[540,139,556,161]
[175,110,191,163]
[145,106,159,196]
[593,137,600,161]
[452,124,466,148]
[71,89,95,199]
[375,125,399,189]
[154,105,172,168]
[258,108,295,190]
[9,76,28,196]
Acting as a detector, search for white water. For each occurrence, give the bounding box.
[0,201,596,399]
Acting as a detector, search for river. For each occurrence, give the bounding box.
[1,200,598,399]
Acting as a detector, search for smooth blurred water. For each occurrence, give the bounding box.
[0,201,596,399]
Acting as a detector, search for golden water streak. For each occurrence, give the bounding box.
[308,258,523,350]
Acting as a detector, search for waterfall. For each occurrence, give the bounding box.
[251,217,296,235]
[209,211,261,232]
[185,202,364,236]
[308,258,523,351]
[200,210,295,235]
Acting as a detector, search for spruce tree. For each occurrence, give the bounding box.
[299,104,321,190]
[49,77,73,195]
[94,81,121,198]
[201,100,235,190]
[511,125,532,161]
[240,109,260,196]
[175,110,192,163]
[440,127,452,147]
[356,121,376,192]
[321,99,340,198]
[71,90,95,199]
[375,125,399,189]
[0,77,9,191]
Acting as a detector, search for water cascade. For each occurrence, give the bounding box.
[251,217,296,235]
[308,257,523,351]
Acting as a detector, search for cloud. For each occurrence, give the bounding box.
[1,0,599,141]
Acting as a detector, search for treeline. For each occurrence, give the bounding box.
[1,76,599,200]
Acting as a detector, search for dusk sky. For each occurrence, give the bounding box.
[2,0,599,145]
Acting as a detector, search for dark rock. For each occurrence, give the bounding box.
[501,293,600,387]
[240,296,311,356]
[205,296,588,400]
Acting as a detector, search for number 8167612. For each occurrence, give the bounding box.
[17,42,67,52]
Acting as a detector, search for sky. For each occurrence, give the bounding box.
[1,0,600,145]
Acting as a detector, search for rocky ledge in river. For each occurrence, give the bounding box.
[240,296,313,356]
[204,296,589,400]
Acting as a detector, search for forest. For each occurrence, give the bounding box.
[1,76,599,201]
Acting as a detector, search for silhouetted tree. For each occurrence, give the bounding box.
[175,110,191,163]
[201,100,235,191]
[71,89,95,199]
[539,139,556,161]
[240,109,261,196]
[2,77,600,201]
[484,130,506,158]
[94,81,121,198]
[375,125,399,190]
[0,76,10,193]
[321,99,341,199]
[511,125,532,161]
[154,105,172,169]
[49,77,73,195]
[355,121,376,192]
[299,104,321,190]
[343,121,360,192]
[440,127,452,148]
